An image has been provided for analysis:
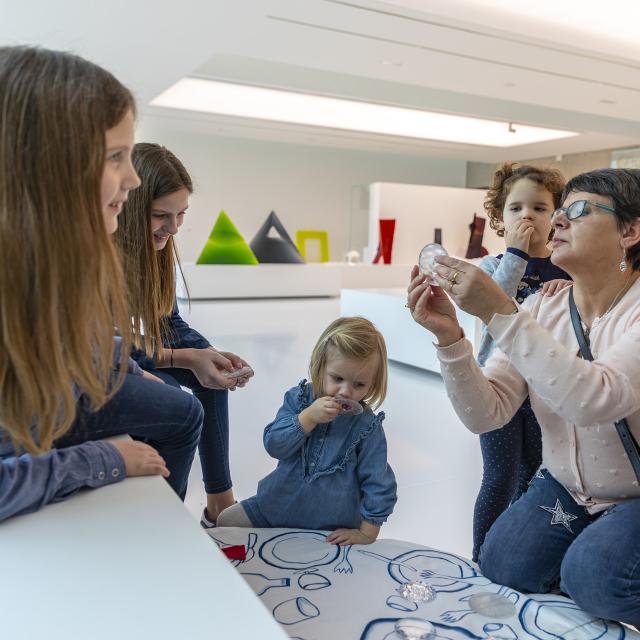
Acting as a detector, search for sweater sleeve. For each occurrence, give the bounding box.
[487,299,640,427]
[0,440,125,522]
[439,294,640,433]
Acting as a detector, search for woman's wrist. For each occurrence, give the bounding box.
[435,326,464,348]
[171,347,195,369]
[480,299,518,325]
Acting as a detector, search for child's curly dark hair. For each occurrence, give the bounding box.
[484,162,566,237]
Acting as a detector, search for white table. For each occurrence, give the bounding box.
[0,474,288,640]
[341,288,483,373]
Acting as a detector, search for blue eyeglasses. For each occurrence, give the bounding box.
[551,199,616,222]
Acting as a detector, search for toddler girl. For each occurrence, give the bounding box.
[217,317,397,545]
[473,162,570,561]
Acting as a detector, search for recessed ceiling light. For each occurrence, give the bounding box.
[504,82,516,87]
[151,78,579,148]
[599,98,617,104]
[380,60,403,66]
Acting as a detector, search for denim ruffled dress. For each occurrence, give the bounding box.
[242,380,397,530]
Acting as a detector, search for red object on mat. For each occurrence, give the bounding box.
[221,545,246,561]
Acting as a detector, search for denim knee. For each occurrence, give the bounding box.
[184,394,205,442]
[561,519,640,626]
[479,537,554,593]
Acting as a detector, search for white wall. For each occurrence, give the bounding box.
[368,183,503,263]
[136,116,469,262]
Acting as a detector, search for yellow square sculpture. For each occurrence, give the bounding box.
[295,230,329,263]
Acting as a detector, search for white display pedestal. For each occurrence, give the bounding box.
[177,263,414,300]
[340,288,482,373]
[0,469,288,640]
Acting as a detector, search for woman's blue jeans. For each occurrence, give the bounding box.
[56,373,203,500]
[152,368,232,495]
[479,469,640,627]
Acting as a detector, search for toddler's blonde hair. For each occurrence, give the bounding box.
[309,317,387,410]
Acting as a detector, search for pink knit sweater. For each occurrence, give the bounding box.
[437,279,640,513]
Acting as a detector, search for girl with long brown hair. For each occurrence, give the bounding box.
[115,142,253,527]
[0,46,203,521]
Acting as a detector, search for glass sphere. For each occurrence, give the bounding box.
[418,243,448,283]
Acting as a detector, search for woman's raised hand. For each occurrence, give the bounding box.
[430,256,516,324]
[407,265,462,346]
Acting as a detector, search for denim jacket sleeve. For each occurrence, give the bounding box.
[165,303,211,350]
[476,250,528,367]
[263,384,311,460]
[356,413,397,525]
[0,440,125,522]
[112,337,144,376]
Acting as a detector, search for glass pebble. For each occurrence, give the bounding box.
[397,581,437,603]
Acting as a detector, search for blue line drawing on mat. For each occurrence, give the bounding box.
[482,622,519,639]
[245,532,258,563]
[259,531,340,570]
[360,617,483,640]
[441,587,519,623]
[519,597,627,640]
[297,569,332,591]
[273,596,320,626]
[386,594,418,612]
[357,548,482,593]
[334,544,354,574]
[240,572,290,597]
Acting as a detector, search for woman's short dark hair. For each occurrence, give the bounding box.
[562,168,640,271]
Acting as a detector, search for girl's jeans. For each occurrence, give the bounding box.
[479,469,640,627]
[152,368,232,495]
[56,373,203,500]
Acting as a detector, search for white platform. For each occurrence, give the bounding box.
[0,466,288,640]
[340,287,482,373]
[177,262,414,300]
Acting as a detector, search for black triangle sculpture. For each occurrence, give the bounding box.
[250,211,305,264]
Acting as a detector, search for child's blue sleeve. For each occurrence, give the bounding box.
[263,387,310,460]
[477,251,528,366]
[356,414,397,525]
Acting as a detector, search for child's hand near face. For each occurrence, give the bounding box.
[541,278,572,297]
[505,218,535,252]
[298,396,340,432]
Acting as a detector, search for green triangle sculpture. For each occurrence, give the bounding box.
[196,210,259,265]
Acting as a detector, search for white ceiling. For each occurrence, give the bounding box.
[3,0,640,161]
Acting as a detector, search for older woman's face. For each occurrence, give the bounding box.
[551,190,620,272]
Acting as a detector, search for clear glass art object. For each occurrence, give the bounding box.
[468,592,517,619]
[397,580,437,603]
[334,395,364,415]
[418,243,448,284]
[394,617,436,639]
[222,366,254,379]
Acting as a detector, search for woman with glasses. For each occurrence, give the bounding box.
[407,168,640,627]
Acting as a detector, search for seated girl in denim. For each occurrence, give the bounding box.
[217,317,397,545]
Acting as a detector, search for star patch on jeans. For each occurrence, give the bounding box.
[539,498,579,533]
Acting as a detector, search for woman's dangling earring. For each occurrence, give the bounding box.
[620,250,627,273]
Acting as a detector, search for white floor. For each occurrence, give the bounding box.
[180,296,483,559]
